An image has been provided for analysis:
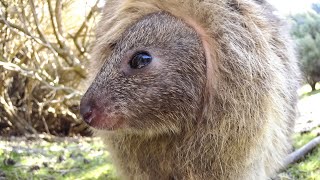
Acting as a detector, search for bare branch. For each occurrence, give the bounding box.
[0,60,82,95]
[0,14,86,78]
[72,0,100,55]
[47,0,64,47]
[0,0,8,8]
[29,0,48,43]
[74,0,100,39]
[55,0,63,35]
[284,136,320,167]
[41,117,50,134]
[0,91,37,134]
[0,18,32,37]
[0,0,93,135]
[0,16,56,56]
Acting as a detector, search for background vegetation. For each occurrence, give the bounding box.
[0,0,101,136]
[0,0,319,179]
[290,8,320,91]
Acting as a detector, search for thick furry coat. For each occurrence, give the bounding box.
[85,0,300,179]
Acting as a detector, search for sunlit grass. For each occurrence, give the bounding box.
[284,127,320,179]
[283,87,320,179]
[0,136,117,180]
[293,128,320,149]
[299,83,320,98]
[2,131,319,180]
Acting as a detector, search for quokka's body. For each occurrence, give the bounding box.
[80,0,300,179]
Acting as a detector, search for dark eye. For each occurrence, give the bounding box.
[129,52,152,69]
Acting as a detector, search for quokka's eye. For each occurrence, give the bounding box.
[129,52,152,69]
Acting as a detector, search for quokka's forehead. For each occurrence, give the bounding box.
[96,0,272,45]
[95,0,211,48]
[115,12,201,50]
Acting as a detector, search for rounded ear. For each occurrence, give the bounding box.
[176,17,219,121]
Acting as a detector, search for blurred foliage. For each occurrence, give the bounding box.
[290,6,320,91]
[312,3,320,14]
[0,0,102,136]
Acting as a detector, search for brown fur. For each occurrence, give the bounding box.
[81,0,300,179]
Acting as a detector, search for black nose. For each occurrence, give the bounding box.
[80,101,94,124]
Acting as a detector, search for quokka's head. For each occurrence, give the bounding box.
[80,12,207,135]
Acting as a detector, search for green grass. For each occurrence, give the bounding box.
[280,127,320,180]
[2,133,319,180]
[0,136,118,180]
[279,85,320,180]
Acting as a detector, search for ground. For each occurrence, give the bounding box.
[0,135,117,180]
[0,84,319,180]
[278,84,320,180]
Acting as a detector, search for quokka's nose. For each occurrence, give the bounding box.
[80,100,94,124]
